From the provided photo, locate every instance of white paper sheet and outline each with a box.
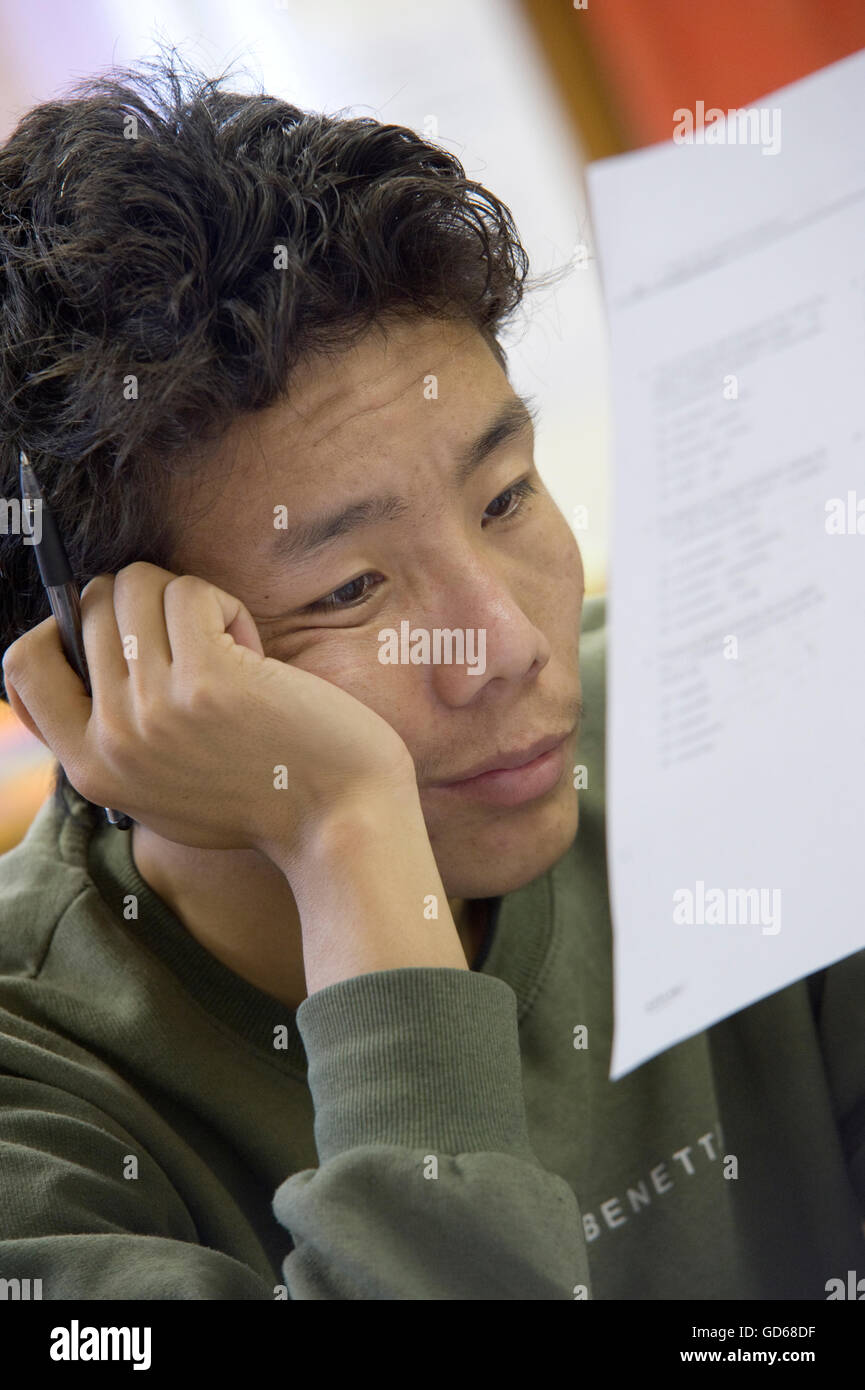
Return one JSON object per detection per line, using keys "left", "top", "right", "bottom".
{"left": 585, "top": 49, "right": 865, "bottom": 1079}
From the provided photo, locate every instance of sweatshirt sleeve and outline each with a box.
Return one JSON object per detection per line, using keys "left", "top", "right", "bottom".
{"left": 272, "top": 967, "right": 591, "bottom": 1299}
{"left": 0, "top": 969, "right": 590, "bottom": 1300}
{"left": 0, "top": 1007, "right": 274, "bottom": 1300}
{"left": 808, "top": 948, "right": 865, "bottom": 1212}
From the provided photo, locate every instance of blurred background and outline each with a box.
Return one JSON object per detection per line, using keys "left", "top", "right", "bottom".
{"left": 2, "top": 0, "right": 863, "bottom": 849}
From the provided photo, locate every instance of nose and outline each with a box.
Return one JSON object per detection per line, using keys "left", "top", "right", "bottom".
{"left": 421, "top": 556, "right": 551, "bottom": 707}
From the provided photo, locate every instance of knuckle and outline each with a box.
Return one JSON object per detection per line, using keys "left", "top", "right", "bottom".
{"left": 116, "top": 560, "right": 154, "bottom": 584}
{"left": 2, "top": 634, "right": 26, "bottom": 681}
{"left": 80, "top": 574, "right": 114, "bottom": 615}
{"left": 96, "top": 716, "right": 129, "bottom": 769}
{"left": 80, "top": 573, "right": 113, "bottom": 600}
{"left": 134, "top": 693, "right": 171, "bottom": 742}
{"left": 164, "top": 573, "right": 203, "bottom": 600}
{"left": 179, "top": 680, "right": 215, "bottom": 718}
{"left": 2, "top": 623, "right": 46, "bottom": 681}
{"left": 112, "top": 560, "right": 175, "bottom": 600}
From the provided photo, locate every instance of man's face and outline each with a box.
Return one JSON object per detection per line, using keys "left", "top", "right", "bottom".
{"left": 169, "top": 314, "right": 585, "bottom": 898}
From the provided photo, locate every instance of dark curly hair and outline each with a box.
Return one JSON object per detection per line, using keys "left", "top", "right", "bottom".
{"left": 0, "top": 49, "right": 556, "bottom": 819}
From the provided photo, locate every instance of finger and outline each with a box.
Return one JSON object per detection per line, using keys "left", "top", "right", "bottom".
{"left": 110, "top": 561, "right": 176, "bottom": 695}
{"left": 1, "top": 616, "right": 92, "bottom": 761}
{"left": 79, "top": 575, "right": 134, "bottom": 715}
{"left": 162, "top": 574, "right": 264, "bottom": 683}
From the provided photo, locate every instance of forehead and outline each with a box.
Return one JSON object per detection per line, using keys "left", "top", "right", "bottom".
{"left": 168, "top": 315, "right": 506, "bottom": 569}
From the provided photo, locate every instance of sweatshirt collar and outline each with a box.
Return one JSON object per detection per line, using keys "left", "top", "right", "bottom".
{"left": 56, "top": 783, "right": 554, "bottom": 1066}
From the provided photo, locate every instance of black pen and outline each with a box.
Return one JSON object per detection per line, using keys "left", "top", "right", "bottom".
{"left": 18, "top": 452, "right": 132, "bottom": 830}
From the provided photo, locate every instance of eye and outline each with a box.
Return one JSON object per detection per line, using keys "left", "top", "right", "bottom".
{"left": 483, "top": 475, "right": 539, "bottom": 525}
{"left": 301, "top": 572, "right": 384, "bottom": 615}
{"left": 298, "top": 476, "right": 539, "bottom": 617}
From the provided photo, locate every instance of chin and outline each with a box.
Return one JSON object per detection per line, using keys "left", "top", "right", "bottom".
{"left": 430, "top": 783, "right": 580, "bottom": 900}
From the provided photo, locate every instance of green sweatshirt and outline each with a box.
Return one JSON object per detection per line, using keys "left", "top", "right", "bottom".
{"left": 0, "top": 594, "right": 863, "bottom": 1301}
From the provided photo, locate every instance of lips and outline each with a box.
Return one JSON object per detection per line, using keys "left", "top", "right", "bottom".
{"left": 432, "top": 729, "right": 574, "bottom": 786}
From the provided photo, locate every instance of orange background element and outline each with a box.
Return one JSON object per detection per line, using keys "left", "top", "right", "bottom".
{"left": 0, "top": 702, "right": 55, "bottom": 853}
{"left": 520, "top": 0, "right": 865, "bottom": 157}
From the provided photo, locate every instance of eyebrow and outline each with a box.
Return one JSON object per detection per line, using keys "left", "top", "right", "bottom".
{"left": 269, "top": 392, "right": 539, "bottom": 565}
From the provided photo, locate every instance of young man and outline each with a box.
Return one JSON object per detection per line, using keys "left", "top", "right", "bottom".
{"left": 0, "top": 59, "right": 862, "bottom": 1302}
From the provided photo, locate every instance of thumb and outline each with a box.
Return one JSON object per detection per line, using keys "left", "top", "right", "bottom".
{"left": 224, "top": 603, "right": 265, "bottom": 657}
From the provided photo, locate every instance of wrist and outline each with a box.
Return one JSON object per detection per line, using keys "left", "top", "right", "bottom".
{"left": 266, "top": 775, "right": 423, "bottom": 877}
{"left": 270, "top": 781, "right": 468, "bottom": 993}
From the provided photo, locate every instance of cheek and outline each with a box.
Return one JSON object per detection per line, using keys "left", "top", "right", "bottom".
{"left": 529, "top": 511, "right": 584, "bottom": 669}
{"left": 531, "top": 504, "right": 585, "bottom": 606}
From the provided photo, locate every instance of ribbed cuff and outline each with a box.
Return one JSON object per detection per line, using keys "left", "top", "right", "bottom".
{"left": 295, "top": 967, "right": 539, "bottom": 1165}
